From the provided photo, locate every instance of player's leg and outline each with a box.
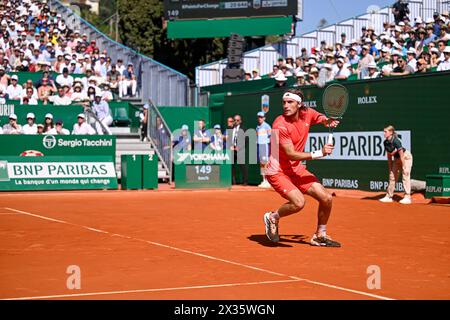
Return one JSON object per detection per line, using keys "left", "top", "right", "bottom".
{"left": 386, "top": 159, "right": 401, "bottom": 200}
{"left": 264, "top": 174, "right": 305, "bottom": 242}
{"left": 399, "top": 151, "right": 413, "bottom": 204}
{"left": 305, "top": 182, "right": 341, "bottom": 247}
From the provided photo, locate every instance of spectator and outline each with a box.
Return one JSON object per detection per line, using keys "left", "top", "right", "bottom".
{"left": 256, "top": 111, "right": 271, "bottom": 189}
{"left": 230, "top": 114, "right": 248, "bottom": 185}
{"left": 43, "top": 113, "right": 54, "bottom": 133}
{"left": 415, "top": 28, "right": 427, "bottom": 53}
{"left": 72, "top": 113, "right": 95, "bottom": 135}
{"left": 21, "top": 113, "right": 37, "bottom": 135}
{"left": 293, "top": 71, "right": 308, "bottom": 87}
{"left": 55, "top": 67, "right": 73, "bottom": 88}
{"left": 392, "top": 0, "right": 409, "bottom": 24}
{"left": 172, "top": 124, "right": 191, "bottom": 152}
{"left": 36, "top": 124, "right": 45, "bottom": 135}
{"left": 424, "top": 24, "right": 437, "bottom": 45}
{"left": 47, "top": 119, "right": 70, "bottom": 135}
{"left": 193, "top": 119, "right": 211, "bottom": 151}
{"left": 120, "top": 62, "right": 137, "bottom": 98}
{"left": 274, "top": 73, "right": 287, "bottom": 88}
{"left": 71, "top": 83, "right": 87, "bottom": 102}
{"left": 363, "top": 62, "right": 380, "bottom": 79}
{"left": 433, "top": 12, "right": 441, "bottom": 37}
{"left": 309, "top": 67, "right": 319, "bottom": 85}
{"left": 378, "top": 48, "right": 391, "bottom": 63}
{"left": 334, "top": 58, "right": 351, "bottom": 80}
{"left": 244, "top": 71, "right": 252, "bottom": 81}
{"left": 387, "top": 56, "right": 414, "bottom": 76}
{"left": 37, "top": 77, "right": 57, "bottom": 104}
{"left": 430, "top": 47, "right": 441, "bottom": 67}
{"left": 437, "top": 40, "right": 447, "bottom": 61}
{"left": 2, "top": 114, "right": 21, "bottom": 134}
{"left": 406, "top": 48, "right": 417, "bottom": 72}
{"left": 439, "top": 25, "right": 450, "bottom": 41}
{"left": 437, "top": 46, "right": 450, "bottom": 71}
{"left": 6, "top": 74, "right": 22, "bottom": 99}
{"left": 252, "top": 68, "right": 261, "bottom": 80}
{"left": 223, "top": 116, "right": 235, "bottom": 149}
{"left": 270, "top": 65, "right": 281, "bottom": 78}
{"left": 210, "top": 124, "right": 224, "bottom": 151}
{"left": 106, "top": 64, "right": 121, "bottom": 94}
{"left": 416, "top": 58, "right": 429, "bottom": 73}
{"left": 357, "top": 45, "right": 375, "bottom": 78}
{"left": 92, "top": 94, "right": 113, "bottom": 135}
{"left": 49, "top": 86, "right": 72, "bottom": 105}
{"left": 348, "top": 46, "right": 360, "bottom": 65}
{"left": 20, "top": 87, "right": 38, "bottom": 105}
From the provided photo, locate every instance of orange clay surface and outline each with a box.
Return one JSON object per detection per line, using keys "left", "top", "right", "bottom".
{"left": 0, "top": 186, "right": 449, "bottom": 300}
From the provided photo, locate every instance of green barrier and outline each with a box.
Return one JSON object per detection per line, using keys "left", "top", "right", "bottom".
{"left": 8, "top": 72, "right": 87, "bottom": 86}
{"left": 142, "top": 153, "right": 158, "bottom": 189}
{"left": 0, "top": 156, "right": 118, "bottom": 191}
{"left": 0, "top": 135, "right": 115, "bottom": 162}
{"left": 215, "top": 71, "right": 450, "bottom": 191}
{"left": 174, "top": 151, "right": 232, "bottom": 189}
{"left": 425, "top": 175, "right": 450, "bottom": 198}
{"left": 121, "top": 154, "right": 142, "bottom": 190}
{"left": 158, "top": 106, "right": 210, "bottom": 135}
{"left": 0, "top": 101, "right": 135, "bottom": 129}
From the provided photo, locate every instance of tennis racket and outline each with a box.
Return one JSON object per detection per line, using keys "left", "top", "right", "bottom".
{"left": 322, "top": 83, "right": 349, "bottom": 145}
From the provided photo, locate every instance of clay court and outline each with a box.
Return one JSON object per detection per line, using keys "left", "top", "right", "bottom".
{"left": 0, "top": 187, "right": 449, "bottom": 300}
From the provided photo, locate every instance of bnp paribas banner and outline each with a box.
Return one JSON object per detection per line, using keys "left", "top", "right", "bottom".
{"left": 0, "top": 156, "right": 118, "bottom": 191}
{"left": 0, "top": 135, "right": 115, "bottom": 160}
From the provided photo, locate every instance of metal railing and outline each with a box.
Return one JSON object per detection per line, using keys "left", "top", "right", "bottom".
{"left": 196, "top": 0, "right": 449, "bottom": 87}
{"left": 145, "top": 99, "right": 173, "bottom": 183}
{"left": 50, "top": 0, "right": 190, "bottom": 106}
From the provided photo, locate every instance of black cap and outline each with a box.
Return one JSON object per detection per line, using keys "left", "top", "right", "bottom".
{"left": 62, "top": 67, "right": 68, "bottom": 73}
{"left": 56, "top": 119, "right": 63, "bottom": 125}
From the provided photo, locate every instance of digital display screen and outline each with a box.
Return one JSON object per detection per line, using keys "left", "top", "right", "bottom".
{"left": 185, "top": 164, "right": 220, "bottom": 183}
{"left": 164, "top": 0, "right": 298, "bottom": 20}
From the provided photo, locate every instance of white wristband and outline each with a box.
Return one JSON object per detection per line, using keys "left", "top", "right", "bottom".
{"left": 311, "top": 150, "right": 324, "bottom": 159}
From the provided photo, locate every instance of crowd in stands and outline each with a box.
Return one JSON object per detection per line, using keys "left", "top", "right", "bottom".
{"left": 244, "top": 6, "right": 450, "bottom": 85}
{"left": 0, "top": 0, "right": 139, "bottom": 135}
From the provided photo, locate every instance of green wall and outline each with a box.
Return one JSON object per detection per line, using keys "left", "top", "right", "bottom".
{"left": 214, "top": 71, "right": 450, "bottom": 190}
{"left": 158, "top": 106, "right": 210, "bottom": 135}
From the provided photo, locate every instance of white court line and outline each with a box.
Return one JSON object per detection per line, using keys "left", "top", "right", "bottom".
{"left": 3, "top": 207, "right": 395, "bottom": 300}
{"left": 2, "top": 279, "right": 301, "bottom": 300}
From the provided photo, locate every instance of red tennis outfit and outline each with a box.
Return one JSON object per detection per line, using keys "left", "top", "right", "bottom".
{"left": 266, "top": 107, "right": 327, "bottom": 197}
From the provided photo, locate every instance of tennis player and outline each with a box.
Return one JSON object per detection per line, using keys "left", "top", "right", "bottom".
{"left": 263, "top": 89, "right": 341, "bottom": 247}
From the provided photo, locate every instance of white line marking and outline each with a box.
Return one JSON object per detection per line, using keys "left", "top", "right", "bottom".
{"left": 2, "top": 279, "right": 301, "bottom": 300}
{"left": 4, "top": 207, "right": 395, "bottom": 300}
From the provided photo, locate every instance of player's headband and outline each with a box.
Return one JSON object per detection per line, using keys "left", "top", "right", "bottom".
{"left": 283, "top": 92, "right": 303, "bottom": 103}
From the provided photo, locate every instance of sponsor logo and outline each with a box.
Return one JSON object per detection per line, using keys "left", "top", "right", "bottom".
{"left": 43, "top": 135, "right": 57, "bottom": 149}
{"left": 370, "top": 181, "right": 404, "bottom": 192}
{"left": 304, "top": 100, "right": 317, "bottom": 108}
{"left": 322, "top": 178, "right": 359, "bottom": 189}
{"left": 305, "top": 131, "right": 411, "bottom": 161}
{"left": 426, "top": 186, "right": 442, "bottom": 193}
{"left": 0, "top": 104, "right": 14, "bottom": 117}
{"left": 439, "top": 167, "right": 450, "bottom": 174}
{"left": 177, "top": 153, "right": 230, "bottom": 163}
{"left": 357, "top": 96, "right": 378, "bottom": 105}
{"left": 7, "top": 162, "right": 116, "bottom": 179}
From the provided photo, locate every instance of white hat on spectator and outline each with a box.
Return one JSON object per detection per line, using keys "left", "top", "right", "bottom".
{"left": 367, "top": 25, "right": 375, "bottom": 31}
{"left": 393, "top": 42, "right": 402, "bottom": 49}
{"left": 398, "top": 21, "right": 405, "bottom": 26}
{"left": 394, "top": 26, "right": 402, "bottom": 32}
{"left": 364, "top": 38, "right": 372, "bottom": 43}
{"left": 309, "top": 54, "right": 318, "bottom": 60}
{"left": 74, "top": 82, "right": 82, "bottom": 88}
{"left": 74, "top": 30, "right": 80, "bottom": 34}
{"left": 77, "top": 113, "right": 85, "bottom": 119}
{"left": 46, "top": 42, "right": 52, "bottom": 47}
{"left": 64, "top": 54, "right": 71, "bottom": 59}
{"left": 442, "top": 11, "right": 449, "bottom": 17}
{"left": 425, "top": 18, "right": 434, "bottom": 24}
{"left": 70, "top": 59, "right": 77, "bottom": 64}
{"left": 407, "top": 48, "right": 416, "bottom": 56}
{"left": 349, "top": 46, "right": 357, "bottom": 52}
{"left": 26, "top": 112, "right": 35, "bottom": 119}
{"left": 415, "top": 17, "right": 423, "bottom": 24}
{"left": 362, "top": 45, "right": 370, "bottom": 50}
{"left": 444, "top": 46, "right": 450, "bottom": 54}
{"left": 310, "top": 67, "right": 319, "bottom": 73}
{"left": 45, "top": 113, "right": 54, "bottom": 119}
{"left": 296, "top": 71, "right": 306, "bottom": 78}
{"left": 392, "top": 50, "right": 402, "bottom": 57}
{"left": 88, "top": 76, "right": 97, "bottom": 83}
{"left": 100, "top": 54, "right": 106, "bottom": 58}
{"left": 368, "top": 62, "right": 377, "bottom": 69}
{"left": 11, "top": 75, "right": 18, "bottom": 80}
{"left": 21, "top": 31, "right": 27, "bottom": 36}
{"left": 430, "top": 47, "right": 439, "bottom": 54}
{"left": 307, "top": 58, "right": 316, "bottom": 65}
{"left": 381, "top": 47, "right": 389, "bottom": 53}
{"left": 9, "top": 114, "right": 17, "bottom": 120}
{"left": 322, "top": 63, "right": 333, "bottom": 70}
{"left": 285, "top": 63, "right": 293, "bottom": 69}
{"left": 84, "top": 54, "right": 90, "bottom": 58}
{"left": 274, "top": 73, "right": 287, "bottom": 81}
{"left": 337, "top": 58, "right": 345, "bottom": 63}
{"left": 22, "top": 60, "right": 29, "bottom": 67}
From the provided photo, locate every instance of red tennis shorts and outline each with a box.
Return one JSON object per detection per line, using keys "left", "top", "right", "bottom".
{"left": 267, "top": 167, "right": 319, "bottom": 198}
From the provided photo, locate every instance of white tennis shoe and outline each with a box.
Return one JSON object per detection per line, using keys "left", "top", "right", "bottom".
{"left": 399, "top": 196, "right": 412, "bottom": 204}
{"left": 379, "top": 195, "right": 393, "bottom": 203}
{"left": 263, "top": 212, "right": 279, "bottom": 242}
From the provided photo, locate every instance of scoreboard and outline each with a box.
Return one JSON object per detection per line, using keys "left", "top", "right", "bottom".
{"left": 164, "top": 0, "right": 298, "bottom": 20}
{"left": 174, "top": 151, "right": 232, "bottom": 189}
